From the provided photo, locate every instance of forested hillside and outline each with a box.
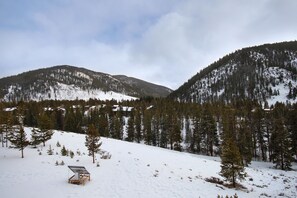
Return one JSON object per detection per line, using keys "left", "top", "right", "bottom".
{"left": 1, "top": 98, "right": 296, "bottom": 170}
{"left": 0, "top": 65, "right": 172, "bottom": 101}
{"left": 170, "top": 41, "right": 297, "bottom": 105}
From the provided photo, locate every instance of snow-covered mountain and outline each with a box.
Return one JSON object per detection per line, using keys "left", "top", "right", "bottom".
{"left": 0, "top": 65, "right": 172, "bottom": 101}
{"left": 170, "top": 41, "right": 297, "bottom": 105}
{"left": 1, "top": 128, "right": 296, "bottom": 198}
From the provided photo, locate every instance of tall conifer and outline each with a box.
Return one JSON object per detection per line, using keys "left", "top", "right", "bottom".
{"left": 220, "top": 107, "right": 246, "bottom": 187}
{"left": 7, "top": 126, "right": 29, "bottom": 158}
{"left": 85, "top": 124, "right": 102, "bottom": 163}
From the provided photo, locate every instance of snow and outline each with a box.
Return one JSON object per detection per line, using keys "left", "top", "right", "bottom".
{"left": 0, "top": 128, "right": 296, "bottom": 198}
{"left": 112, "top": 105, "right": 133, "bottom": 112}
{"left": 4, "top": 82, "right": 137, "bottom": 102}
{"left": 264, "top": 67, "right": 297, "bottom": 105}
{"left": 3, "top": 107, "right": 17, "bottom": 112}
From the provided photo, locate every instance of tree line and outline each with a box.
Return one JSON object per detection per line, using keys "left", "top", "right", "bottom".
{"left": 0, "top": 98, "right": 296, "bottom": 171}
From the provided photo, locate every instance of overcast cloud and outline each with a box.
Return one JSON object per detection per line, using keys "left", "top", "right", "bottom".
{"left": 0, "top": 0, "right": 296, "bottom": 89}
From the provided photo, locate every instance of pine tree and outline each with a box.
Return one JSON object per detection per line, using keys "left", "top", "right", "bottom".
{"left": 151, "top": 112, "right": 160, "bottom": 146}
{"left": 126, "top": 116, "right": 135, "bottom": 142}
{"left": 99, "top": 113, "right": 109, "bottom": 137}
{"left": 47, "top": 145, "right": 53, "bottom": 155}
{"left": 159, "top": 114, "right": 168, "bottom": 148}
{"left": 143, "top": 110, "right": 152, "bottom": 145}
{"left": 220, "top": 107, "right": 246, "bottom": 187}
{"left": 61, "top": 145, "right": 68, "bottom": 156}
{"left": 114, "top": 114, "right": 123, "bottom": 140}
{"left": 271, "top": 117, "right": 293, "bottom": 170}
{"left": 3, "top": 112, "right": 13, "bottom": 148}
{"left": 269, "top": 103, "right": 294, "bottom": 170}
{"left": 220, "top": 136, "right": 246, "bottom": 187}
{"left": 287, "top": 103, "right": 297, "bottom": 161}
{"left": 30, "top": 127, "right": 43, "bottom": 148}
{"left": 35, "top": 113, "right": 54, "bottom": 146}
{"left": 200, "top": 105, "right": 217, "bottom": 156}
{"left": 134, "top": 109, "right": 142, "bottom": 143}
{"left": 191, "top": 109, "right": 201, "bottom": 153}
{"left": 237, "top": 115, "right": 253, "bottom": 166}
{"left": 172, "top": 122, "right": 182, "bottom": 151}
{"left": 85, "top": 124, "right": 102, "bottom": 163}
{"left": 184, "top": 115, "right": 192, "bottom": 145}
{"left": 7, "top": 126, "right": 29, "bottom": 158}
{"left": 64, "top": 106, "right": 82, "bottom": 133}
{"left": 252, "top": 107, "right": 267, "bottom": 161}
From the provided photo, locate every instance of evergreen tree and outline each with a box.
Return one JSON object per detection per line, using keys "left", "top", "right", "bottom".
{"left": 252, "top": 107, "right": 267, "bottom": 161}
{"left": 55, "top": 108, "right": 64, "bottom": 130}
{"left": 263, "top": 109, "right": 273, "bottom": 162}
{"left": 220, "top": 107, "right": 246, "bottom": 187}
{"left": 85, "top": 124, "right": 102, "bottom": 163}
{"left": 160, "top": 114, "right": 169, "bottom": 148}
{"left": 287, "top": 103, "right": 297, "bottom": 160}
{"left": 64, "top": 106, "right": 82, "bottom": 133}
{"left": 61, "top": 145, "right": 68, "bottom": 156}
{"left": 47, "top": 145, "right": 53, "bottom": 155}
{"left": 237, "top": 115, "right": 253, "bottom": 166}
{"left": 126, "top": 116, "right": 135, "bottom": 142}
{"left": 7, "top": 126, "right": 29, "bottom": 158}
{"left": 191, "top": 109, "right": 201, "bottom": 153}
{"left": 23, "top": 101, "right": 38, "bottom": 127}
{"left": 114, "top": 113, "right": 123, "bottom": 140}
{"left": 2, "top": 112, "right": 13, "bottom": 148}
{"left": 220, "top": 135, "right": 246, "bottom": 187}
{"left": 34, "top": 113, "right": 54, "bottom": 146}
{"left": 134, "top": 109, "right": 142, "bottom": 143}
{"left": 151, "top": 111, "right": 160, "bottom": 146}
{"left": 98, "top": 113, "right": 109, "bottom": 137}
{"left": 143, "top": 110, "right": 152, "bottom": 145}
{"left": 200, "top": 105, "right": 217, "bottom": 156}
{"left": 30, "top": 127, "right": 43, "bottom": 148}
{"left": 172, "top": 121, "right": 182, "bottom": 151}
{"left": 184, "top": 115, "right": 192, "bottom": 145}
{"left": 271, "top": 117, "right": 293, "bottom": 170}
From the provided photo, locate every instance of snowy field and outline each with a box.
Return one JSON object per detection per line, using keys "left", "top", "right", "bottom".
{"left": 0, "top": 128, "right": 296, "bottom": 198}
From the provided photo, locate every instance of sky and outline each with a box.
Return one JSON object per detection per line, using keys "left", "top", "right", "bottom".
{"left": 0, "top": 0, "right": 297, "bottom": 89}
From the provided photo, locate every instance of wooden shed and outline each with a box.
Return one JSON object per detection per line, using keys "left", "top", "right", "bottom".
{"left": 68, "top": 166, "right": 90, "bottom": 185}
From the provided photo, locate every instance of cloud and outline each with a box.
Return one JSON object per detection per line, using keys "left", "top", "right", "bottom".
{"left": 0, "top": 0, "right": 297, "bottom": 89}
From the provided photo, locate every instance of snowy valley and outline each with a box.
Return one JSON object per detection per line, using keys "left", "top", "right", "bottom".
{"left": 0, "top": 128, "right": 296, "bottom": 198}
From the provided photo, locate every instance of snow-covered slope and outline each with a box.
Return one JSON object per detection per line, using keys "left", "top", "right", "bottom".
{"left": 0, "top": 128, "right": 296, "bottom": 198}
{"left": 4, "top": 82, "right": 136, "bottom": 101}
{"left": 170, "top": 41, "right": 297, "bottom": 105}
{"left": 0, "top": 65, "right": 172, "bottom": 101}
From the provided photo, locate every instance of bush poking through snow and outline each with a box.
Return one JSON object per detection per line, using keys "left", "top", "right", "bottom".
{"left": 205, "top": 177, "right": 224, "bottom": 185}
{"left": 100, "top": 151, "right": 111, "bottom": 159}
{"left": 61, "top": 145, "right": 67, "bottom": 156}
{"left": 217, "top": 194, "right": 238, "bottom": 198}
{"left": 47, "top": 145, "right": 53, "bottom": 155}
{"left": 69, "top": 150, "right": 74, "bottom": 158}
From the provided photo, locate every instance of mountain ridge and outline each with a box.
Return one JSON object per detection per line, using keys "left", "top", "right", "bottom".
{"left": 169, "top": 41, "right": 297, "bottom": 105}
{"left": 0, "top": 65, "right": 172, "bottom": 101}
